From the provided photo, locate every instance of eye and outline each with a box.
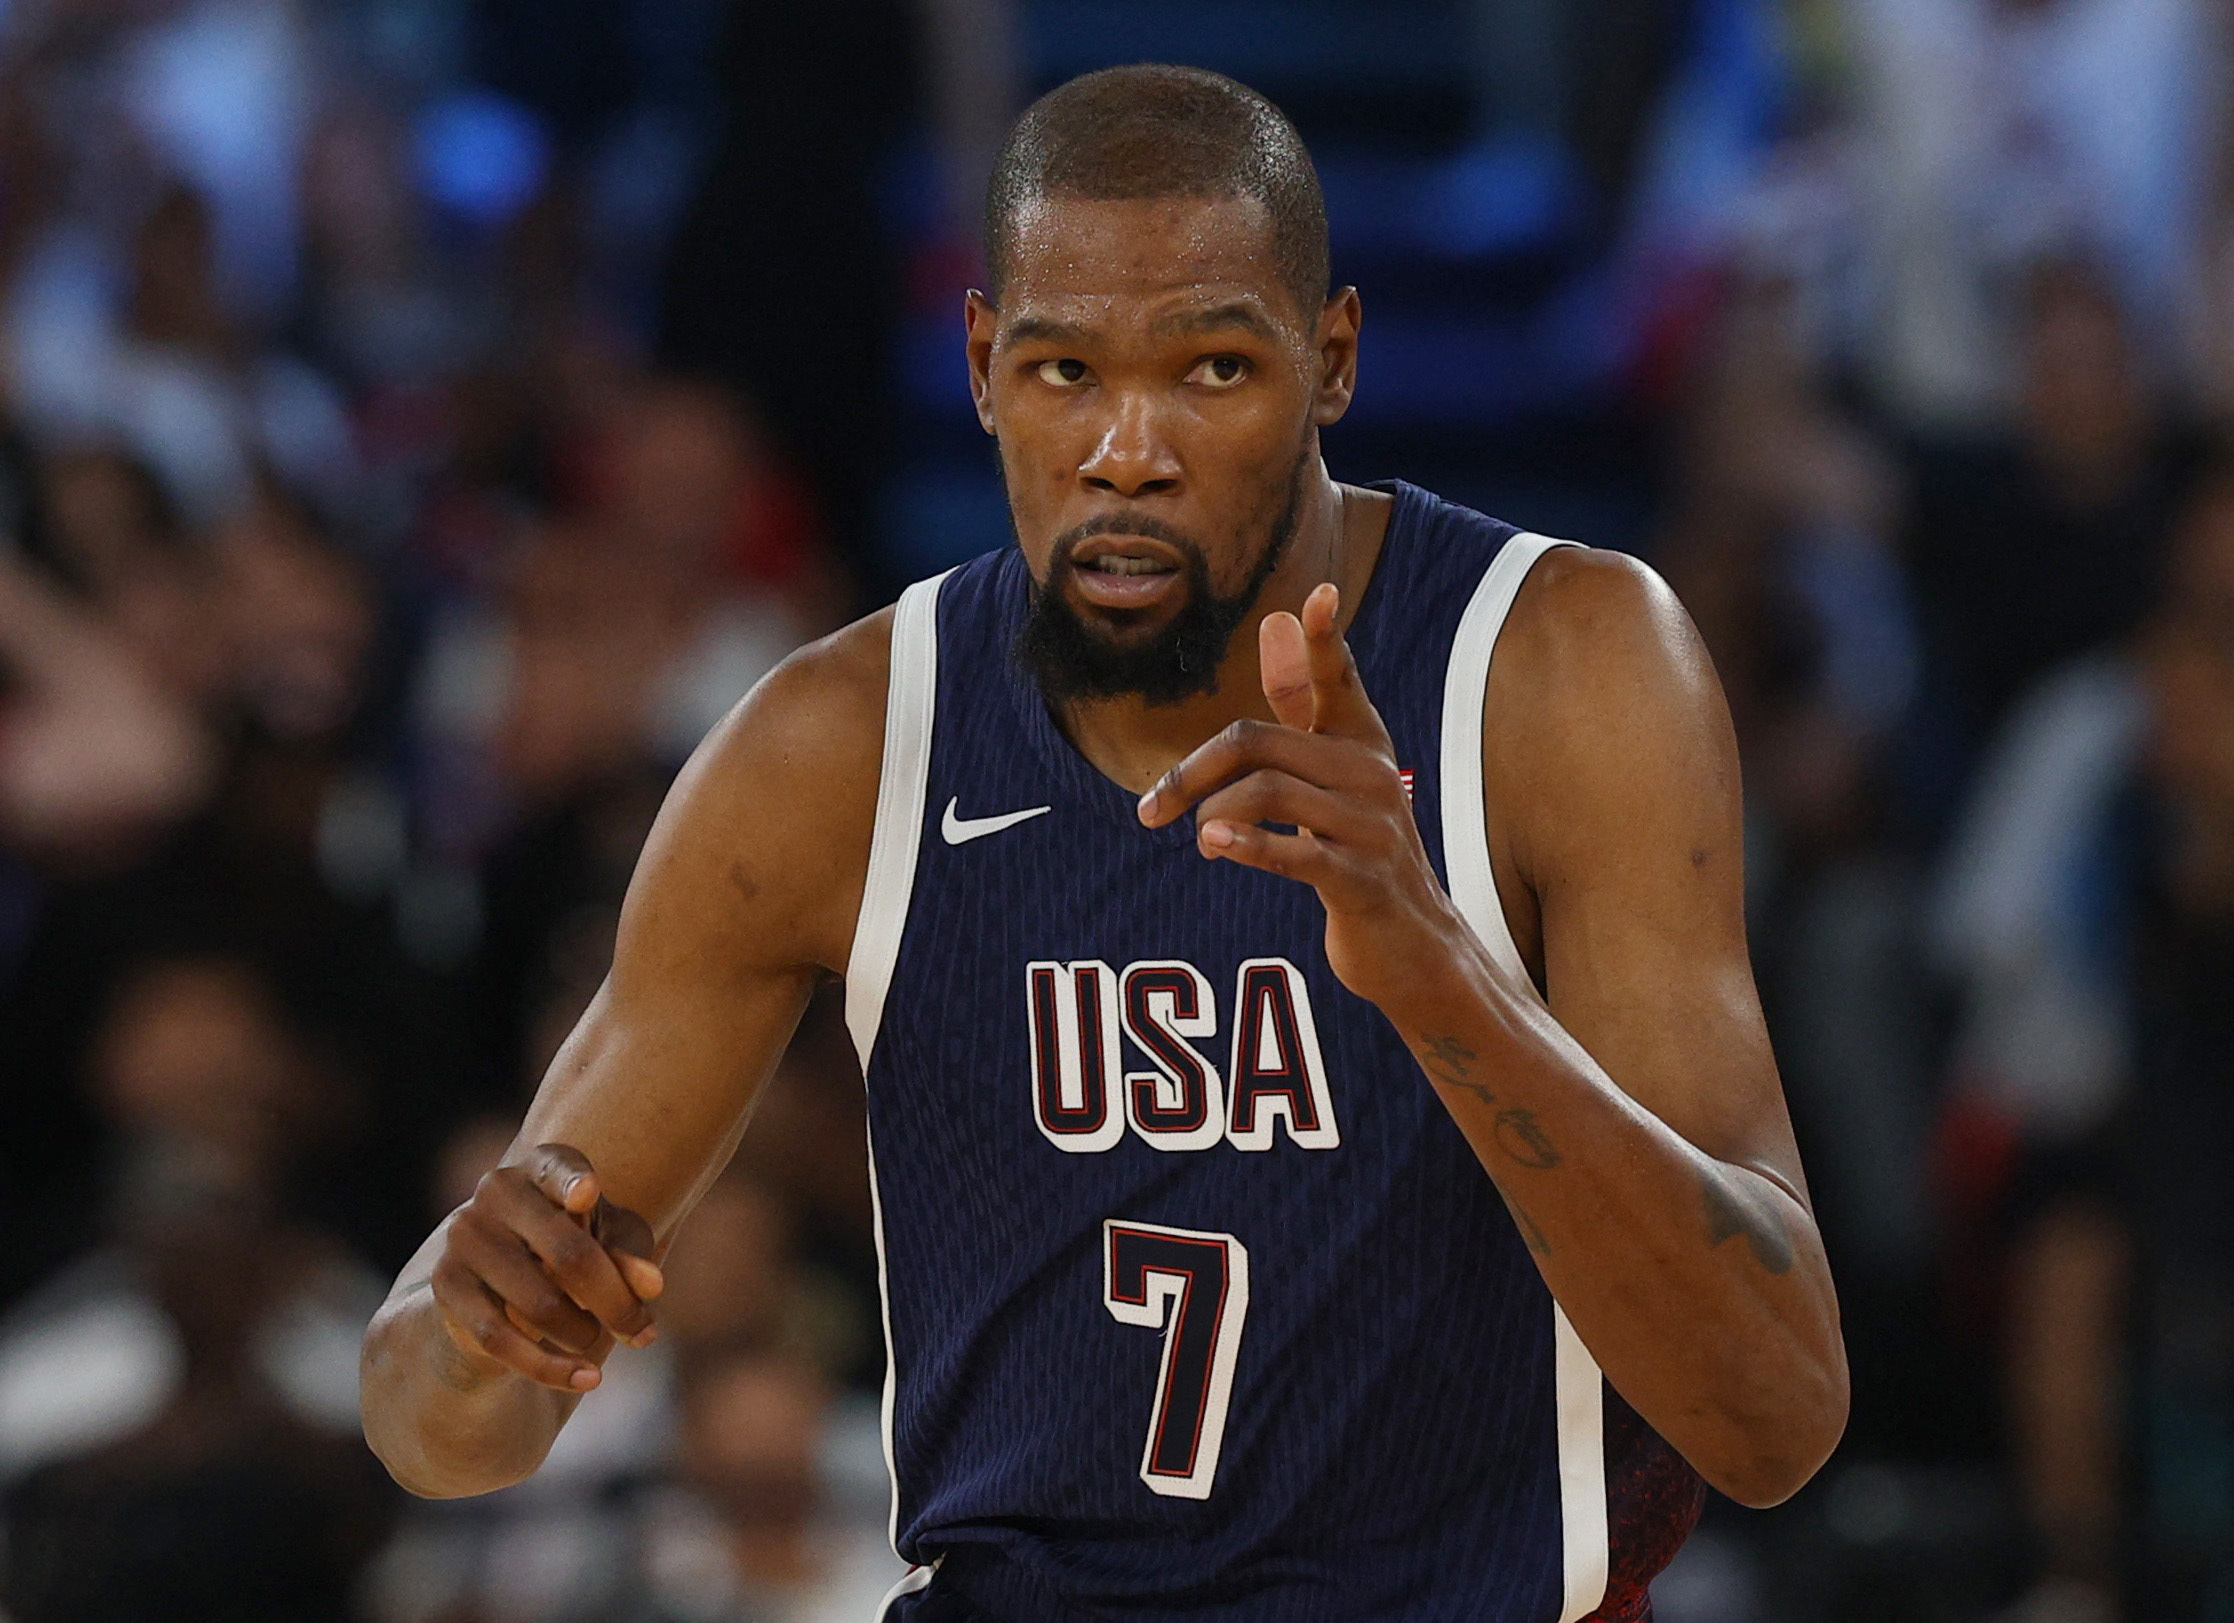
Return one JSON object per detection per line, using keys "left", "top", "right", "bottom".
{"left": 1036, "top": 358, "right": 1090, "bottom": 387}
{"left": 1187, "top": 355, "right": 1250, "bottom": 390}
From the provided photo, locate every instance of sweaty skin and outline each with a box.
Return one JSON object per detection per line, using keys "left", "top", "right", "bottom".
{"left": 360, "top": 193, "right": 1846, "bottom": 1509}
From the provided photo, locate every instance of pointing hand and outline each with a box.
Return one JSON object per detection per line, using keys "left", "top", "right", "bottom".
{"left": 1136, "top": 584, "right": 1470, "bottom": 1011}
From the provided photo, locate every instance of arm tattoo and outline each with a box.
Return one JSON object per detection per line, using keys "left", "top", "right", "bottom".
{"left": 1417, "top": 1033, "right": 1477, "bottom": 1078}
{"left": 1702, "top": 1171, "right": 1795, "bottom": 1276}
{"left": 1501, "top": 1194, "right": 1553, "bottom": 1258}
{"left": 1413, "top": 1035, "right": 1562, "bottom": 1168}
{"left": 1414, "top": 1033, "right": 1496, "bottom": 1104}
{"left": 1492, "top": 1109, "right": 1562, "bottom": 1170}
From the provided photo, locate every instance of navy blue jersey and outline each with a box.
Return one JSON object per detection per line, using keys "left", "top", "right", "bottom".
{"left": 844, "top": 483, "right": 1703, "bottom": 1623}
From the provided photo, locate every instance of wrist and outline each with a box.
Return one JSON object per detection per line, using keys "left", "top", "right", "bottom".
{"left": 1363, "top": 902, "right": 1503, "bottom": 1032}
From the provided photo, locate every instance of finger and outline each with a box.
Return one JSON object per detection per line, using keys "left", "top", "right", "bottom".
{"left": 492, "top": 1180, "right": 658, "bottom": 1344}
{"left": 449, "top": 1214, "right": 606, "bottom": 1353}
{"left": 523, "top": 1217, "right": 657, "bottom": 1344}
{"left": 526, "top": 1143, "right": 602, "bottom": 1219}
{"left": 1300, "top": 583, "right": 1388, "bottom": 745}
{"left": 502, "top": 1300, "right": 622, "bottom": 1360}
{"left": 512, "top": 1148, "right": 662, "bottom": 1334}
{"left": 1138, "top": 720, "right": 1388, "bottom": 828}
{"left": 1197, "top": 820, "right": 1342, "bottom": 887}
{"left": 1195, "top": 768, "right": 1361, "bottom": 843}
{"left": 1198, "top": 820, "right": 1386, "bottom": 913}
{"left": 439, "top": 1283, "right": 602, "bottom": 1392}
{"left": 1259, "top": 610, "right": 1312, "bottom": 729}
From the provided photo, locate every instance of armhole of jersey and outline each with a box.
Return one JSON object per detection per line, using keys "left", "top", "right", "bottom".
{"left": 874, "top": 1560, "right": 938, "bottom": 1621}
{"left": 842, "top": 567, "right": 950, "bottom": 1564}
{"left": 845, "top": 569, "right": 951, "bottom": 1066}
{"left": 1437, "top": 531, "right": 1609, "bottom": 1623}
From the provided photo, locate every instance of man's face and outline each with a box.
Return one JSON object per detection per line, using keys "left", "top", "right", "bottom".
{"left": 965, "top": 194, "right": 1356, "bottom": 703}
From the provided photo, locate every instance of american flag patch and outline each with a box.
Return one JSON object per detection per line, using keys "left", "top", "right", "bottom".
{"left": 1398, "top": 769, "right": 1415, "bottom": 803}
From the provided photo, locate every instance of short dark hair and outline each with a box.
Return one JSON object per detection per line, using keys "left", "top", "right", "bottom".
{"left": 984, "top": 64, "right": 1330, "bottom": 321}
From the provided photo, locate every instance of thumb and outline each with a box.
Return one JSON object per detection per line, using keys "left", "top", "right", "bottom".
{"left": 1260, "top": 610, "right": 1312, "bottom": 729}
{"left": 529, "top": 1143, "right": 603, "bottom": 1219}
{"left": 594, "top": 1200, "right": 666, "bottom": 1301}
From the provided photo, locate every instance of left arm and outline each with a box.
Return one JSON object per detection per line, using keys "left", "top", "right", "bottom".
{"left": 1139, "top": 554, "right": 1847, "bottom": 1507}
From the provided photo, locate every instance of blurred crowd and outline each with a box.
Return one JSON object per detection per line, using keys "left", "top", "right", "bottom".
{"left": 0, "top": 0, "right": 913, "bottom": 1618}
{"left": 0, "top": 1, "right": 2230, "bottom": 1620}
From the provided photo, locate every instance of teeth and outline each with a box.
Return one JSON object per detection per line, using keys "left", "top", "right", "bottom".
{"left": 1092, "top": 556, "right": 1169, "bottom": 575}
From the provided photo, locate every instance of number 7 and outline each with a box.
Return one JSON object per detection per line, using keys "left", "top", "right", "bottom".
{"left": 1102, "top": 1220, "right": 1250, "bottom": 1500}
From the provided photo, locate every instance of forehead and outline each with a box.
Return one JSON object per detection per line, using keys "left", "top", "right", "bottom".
{"left": 998, "top": 193, "right": 1300, "bottom": 335}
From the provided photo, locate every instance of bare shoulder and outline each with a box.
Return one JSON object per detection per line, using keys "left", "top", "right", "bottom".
{"left": 1497, "top": 546, "right": 1713, "bottom": 707}
{"left": 689, "top": 605, "right": 895, "bottom": 808}
{"left": 616, "top": 607, "right": 896, "bottom": 982}
{"left": 1485, "top": 546, "right": 1739, "bottom": 882}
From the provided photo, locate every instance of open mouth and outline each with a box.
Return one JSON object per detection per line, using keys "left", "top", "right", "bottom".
{"left": 1065, "top": 536, "right": 1190, "bottom": 612}
{"left": 1071, "top": 533, "right": 1187, "bottom": 577}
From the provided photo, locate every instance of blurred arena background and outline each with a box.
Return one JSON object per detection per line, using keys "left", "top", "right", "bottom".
{"left": 0, "top": 0, "right": 2228, "bottom": 1618}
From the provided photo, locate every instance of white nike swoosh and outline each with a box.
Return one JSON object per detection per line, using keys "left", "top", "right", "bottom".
{"left": 941, "top": 797, "right": 1052, "bottom": 845}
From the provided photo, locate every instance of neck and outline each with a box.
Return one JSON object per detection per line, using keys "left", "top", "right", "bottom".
{"left": 1051, "top": 466, "right": 1390, "bottom": 794}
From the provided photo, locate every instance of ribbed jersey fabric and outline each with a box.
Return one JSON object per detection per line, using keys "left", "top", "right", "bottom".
{"left": 857, "top": 482, "right": 1702, "bottom": 1622}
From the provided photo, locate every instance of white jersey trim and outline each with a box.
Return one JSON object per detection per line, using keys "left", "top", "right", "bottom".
{"left": 844, "top": 568, "right": 951, "bottom": 1562}
{"left": 1437, "top": 531, "right": 1609, "bottom": 1623}
{"left": 846, "top": 569, "right": 951, "bottom": 1063}
{"left": 872, "top": 1556, "right": 938, "bottom": 1621}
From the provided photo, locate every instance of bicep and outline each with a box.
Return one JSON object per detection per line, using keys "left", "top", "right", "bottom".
{"left": 1495, "top": 550, "right": 1804, "bottom": 1191}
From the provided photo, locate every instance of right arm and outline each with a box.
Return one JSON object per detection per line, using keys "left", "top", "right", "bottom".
{"left": 359, "top": 612, "right": 892, "bottom": 1498}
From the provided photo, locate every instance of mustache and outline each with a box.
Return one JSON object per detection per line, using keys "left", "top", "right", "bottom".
{"left": 1048, "top": 511, "right": 1207, "bottom": 563}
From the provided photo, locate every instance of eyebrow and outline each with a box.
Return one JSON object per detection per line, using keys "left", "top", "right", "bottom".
{"left": 1153, "top": 302, "right": 1279, "bottom": 342}
{"left": 1000, "top": 302, "right": 1281, "bottom": 349}
{"left": 1001, "top": 316, "right": 1094, "bottom": 347}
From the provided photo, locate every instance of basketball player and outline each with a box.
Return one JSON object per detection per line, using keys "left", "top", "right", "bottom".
{"left": 362, "top": 65, "right": 1847, "bottom": 1621}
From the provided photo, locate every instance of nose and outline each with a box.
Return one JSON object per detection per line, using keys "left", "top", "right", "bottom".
{"left": 1078, "top": 389, "right": 1180, "bottom": 500}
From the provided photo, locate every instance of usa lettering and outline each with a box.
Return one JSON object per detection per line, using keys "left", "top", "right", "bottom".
{"left": 1026, "top": 957, "right": 1340, "bottom": 1153}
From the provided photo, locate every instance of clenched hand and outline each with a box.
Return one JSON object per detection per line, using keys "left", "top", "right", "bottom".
{"left": 430, "top": 1143, "right": 665, "bottom": 1392}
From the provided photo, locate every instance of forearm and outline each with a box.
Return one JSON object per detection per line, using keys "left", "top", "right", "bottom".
{"left": 1391, "top": 945, "right": 1847, "bottom": 1506}
{"left": 359, "top": 1234, "right": 580, "bottom": 1498}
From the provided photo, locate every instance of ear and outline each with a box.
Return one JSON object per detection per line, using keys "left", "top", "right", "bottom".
{"left": 1310, "top": 287, "right": 1362, "bottom": 428}
{"left": 965, "top": 290, "right": 999, "bottom": 436}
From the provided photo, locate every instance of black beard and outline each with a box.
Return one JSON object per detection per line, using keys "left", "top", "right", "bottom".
{"left": 1013, "top": 454, "right": 1306, "bottom": 708}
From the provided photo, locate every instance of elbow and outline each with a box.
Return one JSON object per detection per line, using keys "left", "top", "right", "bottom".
{"left": 360, "top": 1391, "right": 540, "bottom": 1502}
{"left": 1701, "top": 1347, "right": 1851, "bottom": 1509}
{"left": 1707, "top": 1442, "right": 1837, "bottom": 1510}
{"left": 359, "top": 1346, "right": 457, "bottom": 1500}
{"left": 358, "top": 1316, "right": 543, "bottom": 1501}
{"left": 363, "top": 1433, "right": 463, "bottom": 1502}
{"left": 359, "top": 1401, "right": 445, "bottom": 1500}
{"left": 359, "top": 1322, "right": 415, "bottom": 1488}
{"left": 384, "top": 1461, "right": 530, "bottom": 1503}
